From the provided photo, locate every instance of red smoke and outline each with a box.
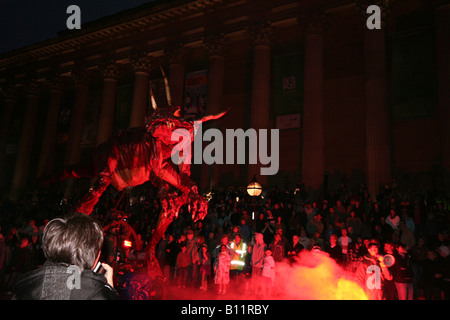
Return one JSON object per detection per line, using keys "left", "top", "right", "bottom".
{"left": 268, "top": 250, "right": 368, "bottom": 300}
{"left": 221, "top": 250, "right": 368, "bottom": 300}
{"left": 165, "top": 250, "right": 369, "bottom": 300}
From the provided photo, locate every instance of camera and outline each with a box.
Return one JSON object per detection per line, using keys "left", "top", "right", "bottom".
{"left": 93, "top": 261, "right": 106, "bottom": 274}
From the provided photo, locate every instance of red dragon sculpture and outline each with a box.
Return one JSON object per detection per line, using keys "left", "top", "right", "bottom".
{"left": 45, "top": 68, "right": 228, "bottom": 267}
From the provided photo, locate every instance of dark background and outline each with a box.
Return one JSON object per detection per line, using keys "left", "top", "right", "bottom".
{"left": 0, "top": 0, "right": 155, "bottom": 54}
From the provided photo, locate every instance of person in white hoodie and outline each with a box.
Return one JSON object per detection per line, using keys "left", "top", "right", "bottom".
{"left": 261, "top": 248, "right": 275, "bottom": 298}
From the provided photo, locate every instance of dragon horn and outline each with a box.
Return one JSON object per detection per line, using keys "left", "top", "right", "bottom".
{"left": 160, "top": 66, "right": 172, "bottom": 107}
{"left": 150, "top": 84, "right": 157, "bottom": 110}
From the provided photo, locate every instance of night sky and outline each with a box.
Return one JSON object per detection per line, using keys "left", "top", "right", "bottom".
{"left": 0, "top": 0, "right": 157, "bottom": 54}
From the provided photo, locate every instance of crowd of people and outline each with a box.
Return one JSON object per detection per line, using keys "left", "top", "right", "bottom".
{"left": 0, "top": 178, "right": 449, "bottom": 300}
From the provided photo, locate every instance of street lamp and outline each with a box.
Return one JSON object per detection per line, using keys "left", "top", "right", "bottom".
{"left": 247, "top": 176, "right": 262, "bottom": 226}
{"left": 247, "top": 177, "right": 262, "bottom": 197}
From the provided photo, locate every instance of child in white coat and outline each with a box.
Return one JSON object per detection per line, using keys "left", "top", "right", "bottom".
{"left": 261, "top": 248, "right": 275, "bottom": 297}
{"left": 214, "top": 244, "right": 232, "bottom": 295}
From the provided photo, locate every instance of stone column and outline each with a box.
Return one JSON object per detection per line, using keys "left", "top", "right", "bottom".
{"left": 246, "top": 22, "right": 272, "bottom": 186}
{"left": 203, "top": 34, "right": 226, "bottom": 116}
{"left": 200, "top": 34, "right": 226, "bottom": 190}
{"left": 434, "top": 0, "right": 450, "bottom": 189}
{"left": 96, "top": 61, "right": 120, "bottom": 146}
{"left": 301, "top": 11, "right": 325, "bottom": 193}
{"left": 165, "top": 44, "right": 186, "bottom": 108}
{"left": 357, "top": 0, "right": 392, "bottom": 199}
{"left": 10, "top": 80, "right": 41, "bottom": 199}
{"left": 129, "top": 53, "right": 152, "bottom": 128}
{"left": 37, "top": 75, "right": 64, "bottom": 178}
{"left": 65, "top": 69, "right": 91, "bottom": 166}
{"left": 0, "top": 85, "right": 17, "bottom": 191}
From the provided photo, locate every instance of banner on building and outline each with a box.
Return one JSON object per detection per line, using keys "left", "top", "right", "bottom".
{"left": 115, "top": 83, "right": 133, "bottom": 131}
{"left": 184, "top": 70, "right": 208, "bottom": 118}
{"left": 80, "top": 88, "right": 101, "bottom": 148}
{"left": 273, "top": 52, "right": 304, "bottom": 118}
{"left": 55, "top": 92, "right": 74, "bottom": 146}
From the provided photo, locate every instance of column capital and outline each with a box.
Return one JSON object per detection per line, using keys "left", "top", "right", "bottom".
{"left": 71, "top": 68, "right": 92, "bottom": 87}
{"left": 299, "top": 9, "right": 327, "bottom": 36}
{"left": 24, "top": 79, "right": 42, "bottom": 97}
{"left": 99, "top": 60, "right": 121, "bottom": 80}
{"left": 246, "top": 21, "right": 273, "bottom": 47}
{"left": 1, "top": 84, "right": 18, "bottom": 102}
{"left": 129, "top": 52, "right": 154, "bottom": 74}
{"left": 202, "top": 33, "right": 226, "bottom": 56}
{"left": 45, "top": 74, "right": 65, "bottom": 92}
{"left": 164, "top": 43, "right": 186, "bottom": 65}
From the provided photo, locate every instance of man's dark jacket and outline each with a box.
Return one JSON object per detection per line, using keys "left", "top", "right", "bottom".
{"left": 12, "top": 261, "right": 118, "bottom": 300}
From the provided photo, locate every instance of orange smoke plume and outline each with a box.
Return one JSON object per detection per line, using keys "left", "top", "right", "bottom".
{"left": 223, "top": 250, "right": 370, "bottom": 300}
{"left": 269, "top": 250, "right": 368, "bottom": 300}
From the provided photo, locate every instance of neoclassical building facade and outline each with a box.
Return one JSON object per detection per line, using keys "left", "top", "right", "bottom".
{"left": 0, "top": 0, "right": 449, "bottom": 201}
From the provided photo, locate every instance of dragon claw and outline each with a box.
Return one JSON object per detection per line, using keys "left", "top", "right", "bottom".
{"left": 189, "top": 195, "right": 208, "bottom": 222}
{"left": 158, "top": 192, "right": 190, "bottom": 221}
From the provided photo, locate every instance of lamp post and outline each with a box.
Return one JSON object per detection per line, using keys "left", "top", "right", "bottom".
{"left": 247, "top": 176, "right": 262, "bottom": 231}
{"left": 247, "top": 177, "right": 263, "bottom": 197}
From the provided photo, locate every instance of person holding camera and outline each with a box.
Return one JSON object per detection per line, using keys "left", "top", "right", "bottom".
{"left": 12, "top": 214, "right": 118, "bottom": 300}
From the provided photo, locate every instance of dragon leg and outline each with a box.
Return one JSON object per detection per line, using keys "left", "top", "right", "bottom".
{"left": 145, "top": 188, "right": 189, "bottom": 278}
{"left": 75, "top": 171, "right": 111, "bottom": 215}
{"left": 153, "top": 162, "right": 208, "bottom": 222}
{"left": 146, "top": 178, "right": 188, "bottom": 255}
